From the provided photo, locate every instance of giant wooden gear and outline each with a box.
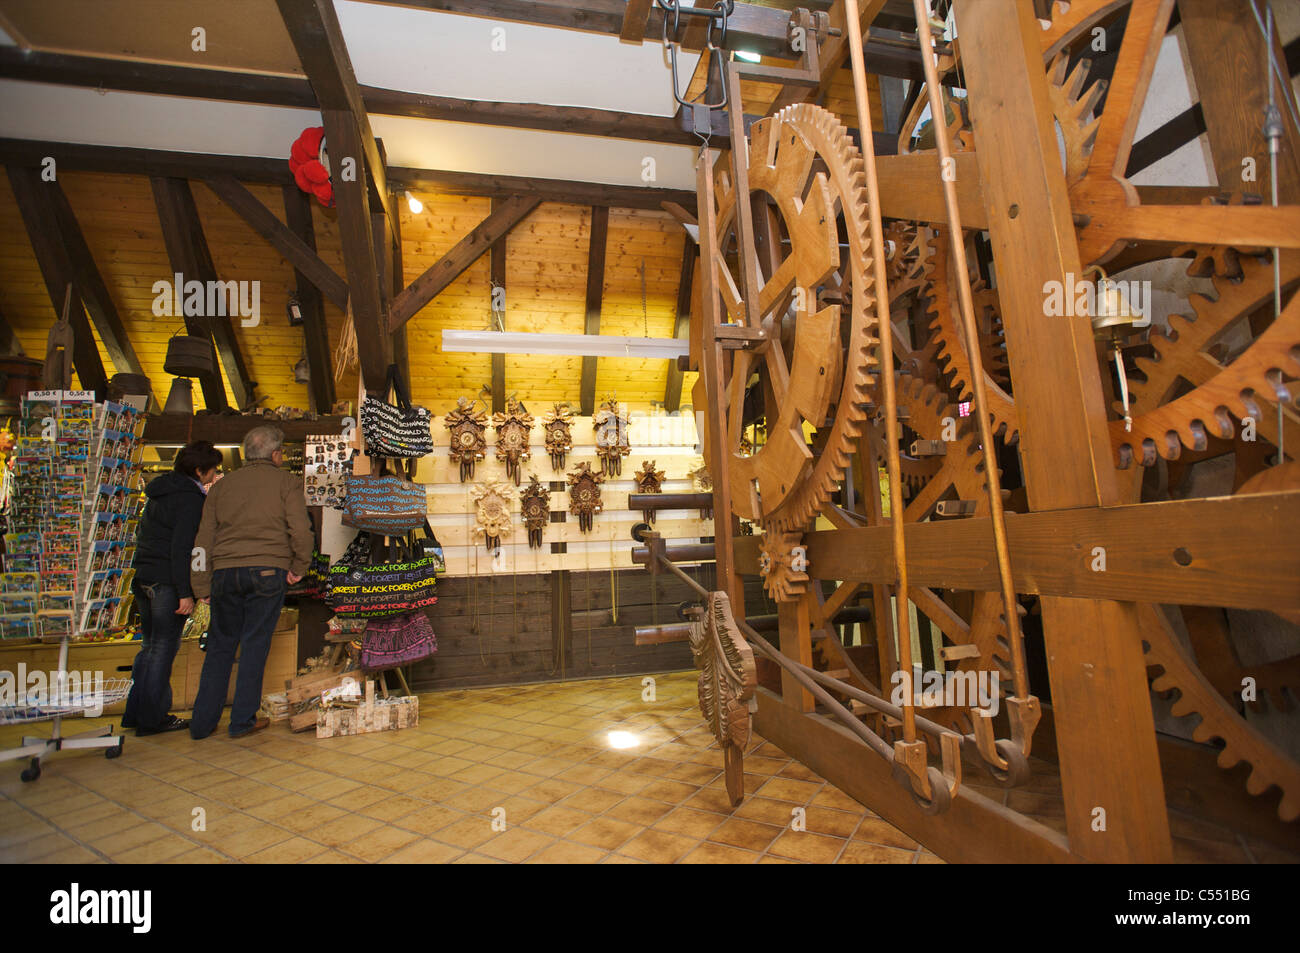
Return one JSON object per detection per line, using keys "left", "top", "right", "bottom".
{"left": 633, "top": 0, "right": 1300, "bottom": 863}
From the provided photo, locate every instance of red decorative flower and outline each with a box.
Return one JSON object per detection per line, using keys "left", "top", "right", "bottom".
{"left": 289, "top": 126, "right": 333, "bottom": 207}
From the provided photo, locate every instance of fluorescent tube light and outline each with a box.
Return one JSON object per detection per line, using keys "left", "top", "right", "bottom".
{"left": 441, "top": 329, "right": 688, "bottom": 360}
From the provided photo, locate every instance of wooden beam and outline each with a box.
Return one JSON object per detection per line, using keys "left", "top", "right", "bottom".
{"left": 0, "top": 300, "right": 25, "bottom": 356}
{"left": 733, "top": 491, "right": 1300, "bottom": 612}
{"left": 5, "top": 165, "right": 108, "bottom": 396}
{"left": 381, "top": 180, "right": 411, "bottom": 393}
{"left": 663, "top": 243, "right": 696, "bottom": 412}
{"left": 876, "top": 152, "right": 988, "bottom": 227}
{"left": 204, "top": 175, "right": 349, "bottom": 310}
{"left": 619, "top": 0, "right": 654, "bottom": 43}
{"left": 489, "top": 199, "right": 507, "bottom": 414}
{"left": 579, "top": 205, "right": 610, "bottom": 416}
{"left": 142, "top": 413, "right": 349, "bottom": 445}
{"left": 320, "top": 109, "right": 391, "bottom": 392}
{"left": 389, "top": 194, "right": 540, "bottom": 333}
{"left": 274, "top": 0, "right": 396, "bottom": 242}
{"left": 958, "top": 0, "right": 1171, "bottom": 863}
{"left": 150, "top": 176, "right": 254, "bottom": 411}
{"left": 281, "top": 184, "right": 335, "bottom": 414}
{"left": 44, "top": 176, "right": 156, "bottom": 406}
{"left": 768, "top": 1, "right": 890, "bottom": 115}
{"left": 388, "top": 166, "right": 695, "bottom": 212}
{"left": 1125, "top": 103, "right": 1205, "bottom": 177}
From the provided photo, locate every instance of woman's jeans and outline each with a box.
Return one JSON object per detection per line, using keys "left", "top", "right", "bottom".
{"left": 122, "top": 581, "right": 186, "bottom": 731}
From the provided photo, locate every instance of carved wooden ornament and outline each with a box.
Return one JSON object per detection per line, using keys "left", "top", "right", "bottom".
{"left": 567, "top": 462, "right": 604, "bottom": 533}
{"left": 470, "top": 480, "right": 513, "bottom": 552}
{"left": 493, "top": 396, "right": 534, "bottom": 485}
{"left": 543, "top": 403, "right": 574, "bottom": 470}
{"left": 689, "top": 591, "right": 757, "bottom": 805}
{"left": 689, "top": 460, "right": 713, "bottom": 519}
{"left": 519, "top": 474, "right": 550, "bottom": 549}
{"left": 633, "top": 460, "right": 666, "bottom": 524}
{"left": 592, "top": 395, "right": 630, "bottom": 477}
{"left": 446, "top": 396, "right": 488, "bottom": 482}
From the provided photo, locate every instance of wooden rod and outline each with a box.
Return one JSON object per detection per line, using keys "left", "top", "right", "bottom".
{"left": 843, "top": 0, "right": 917, "bottom": 743}
{"left": 631, "top": 542, "right": 717, "bottom": 564}
{"left": 629, "top": 492, "right": 715, "bottom": 510}
{"left": 912, "top": 0, "right": 1030, "bottom": 704}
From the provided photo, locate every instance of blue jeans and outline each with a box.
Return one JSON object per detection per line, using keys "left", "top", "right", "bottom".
{"left": 122, "top": 581, "right": 185, "bottom": 731}
{"left": 190, "top": 567, "right": 287, "bottom": 738}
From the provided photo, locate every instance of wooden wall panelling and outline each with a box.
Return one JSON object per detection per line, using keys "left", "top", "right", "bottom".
{"left": 282, "top": 184, "right": 335, "bottom": 414}
{"left": 580, "top": 205, "right": 610, "bottom": 415}
{"left": 664, "top": 245, "right": 698, "bottom": 411}
{"left": 959, "top": 0, "right": 1172, "bottom": 862}
{"left": 6, "top": 164, "right": 109, "bottom": 395}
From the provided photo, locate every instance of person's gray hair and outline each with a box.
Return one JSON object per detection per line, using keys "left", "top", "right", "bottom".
{"left": 243, "top": 425, "right": 284, "bottom": 461}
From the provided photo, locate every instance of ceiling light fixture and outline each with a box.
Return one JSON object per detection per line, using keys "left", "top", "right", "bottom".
{"left": 441, "top": 329, "right": 688, "bottom": 360}
{"left": 734, "top": 50, "right": 762, "bottom": 63}
{"left": 405, "top": 190, "right": 423, "bottom": 214}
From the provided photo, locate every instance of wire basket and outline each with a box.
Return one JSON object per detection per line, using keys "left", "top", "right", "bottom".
{"left": 0, "top": 677, "right": 132, "bottom": 725}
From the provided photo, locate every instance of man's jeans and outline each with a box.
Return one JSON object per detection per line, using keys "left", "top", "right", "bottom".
{"left": 122, "top": 581, "right": 185, "bottom": 731}
{"left": 190, "top": 567, "right": 287, "bottom": 739}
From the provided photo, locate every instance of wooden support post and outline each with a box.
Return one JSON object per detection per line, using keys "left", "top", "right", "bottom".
{"left": 777, "top": 593, "right": 816, "bottom": 712}
{"left": 663, "top": 243, "right": 696, "bottom": 412}
{"left": 579, "top": 205, "right": 609, "bottom": 416}
{"left": 7, "top": 165, "right": 109, "bottom": 397}
{"left": 150, "top": 176, "right": 253, "bottom": 410}
{"left": 490, "top": 200, "right": 507, "bottom": 413}
{"left": 957, "top": 0, "right": 1172, "bottom": 862}
{"left": 281, "top": 185, "right": 335, "bottom": 414}
{"left": 386, "top": 191, "right": 411, "bottom": 391}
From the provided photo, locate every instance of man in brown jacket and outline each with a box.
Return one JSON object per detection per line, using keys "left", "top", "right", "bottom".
{"left": 189, "top": 425, "right": 313, "bottom": 739}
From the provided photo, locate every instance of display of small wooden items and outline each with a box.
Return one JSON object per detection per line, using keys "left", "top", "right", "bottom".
{"left": 542, "top": 402, "right": 573, "bottom": 470}
{"left": 470, "top": 480, "right": 513, "bottom": 552}
{"left": 592, "top": 395, "right": 630, "bottom": 476}
{"left": 519, "top": 474, "right": 550, "bottom": 549}
{"left": 492, "top": 395, "right": 534, "bottom": 485}
{"left": 316, "top": 678, "right": 418, "bottom": 738}
{"left": 445, "top": 396, "right": 488, "bottom": 482}
{"left": 689, "top": 460, "right": 712, "bottom": 519}
{"left": 632, "top": 460, "right": 665, "bottom": 524}
{"left": 567, "top": 462, "right": 603, "bottom": 533}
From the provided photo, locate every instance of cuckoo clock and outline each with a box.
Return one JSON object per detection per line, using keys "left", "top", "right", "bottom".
{"left": 689, "top": 460, "right": 713, "bottom": 520}
{"left": 592, "top": 395, "right": 630, "bottom": 477}
{"left": 567, "top": 462, "right": 604, "bottom": 533}
{"left": 542, "top": 403, "right": 574, "bottom": 470}
{"left": 446, "top": 396, "right": 488, "bottom": 482}
{"left": 493, "top": 396, "right": 534, "bottom": 485}
{"left": 519, "top": 474, "right": 550, "bottom": 549}
{"left": 633, "top": 460, "right": 666, "bottom": 524}
{"left": 470, "top": 480, "right": 513, "bottom": 553}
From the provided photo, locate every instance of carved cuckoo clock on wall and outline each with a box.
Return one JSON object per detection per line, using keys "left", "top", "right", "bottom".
{"left": 519, "top": 474, "right": 550, "bottom": 549}
{"left": 567, "top": 462, "right": 604, "bottom": 533}
{"left": 470, "top": 480, "right": 513, "bottom": 553}
{"left": 633, "top": 460, "right": 665, "bottom": 524}
{"left": 493, "top": 396, "right": 534, "bottom": 486}
{"left": 446, "top": 396, "right": 488, "bottom": 482}
{"left": 592, "top": 395, "right": 630, "bottom": 477}
{"left": 542, "top": 403, "right": 574, "bottom": 470}
{"left": 689, "top": 459, "right": 713, "bottom": 520}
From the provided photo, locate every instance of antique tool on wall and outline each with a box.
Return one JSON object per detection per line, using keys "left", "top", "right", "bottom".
{"left": 470, "top": 480, "right": 512, "bottom": 553}
{"left": 446, "top": 396, "right": 488, "bottom": 482}
{"left": 492, "top": 395, "right": 534, "bottom": 485}
{"left": 42, "top": 285, "right": 74, "bottom": 391}
{"left": 593, "top": 395, "right": 630, "bottom": 476}
{"left": 632, "top": 460, "right": 665, "bottom": 524}
{"left": 543, "top": 402, "right": 574, "bottom": 470}
{"left": 519, "top": 475, "right": 550, "bottom": 549}
{"left": 567, "top": 462, "right": 603, "bottom": 533}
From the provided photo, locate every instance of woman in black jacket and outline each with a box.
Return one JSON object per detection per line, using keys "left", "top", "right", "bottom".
{"left": 122, "top": 441, "right": 223, "bottom": 735}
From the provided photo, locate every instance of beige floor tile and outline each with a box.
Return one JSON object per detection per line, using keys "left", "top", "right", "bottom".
{"left": 558, "top": 786, "right": 625, "bottom": 814}
{"left": 838, "top": 842, "right": 916, "bottom": 864}
{"left": 476, "top": 828, "right": 555, "bottom": 863}
{"left": 95, "top": 822, "right": 175, "bottom": 857}
{"left": 276, "top": 802, "right": 349, "bottom": 834}
{"left": 376, "top": 837, "right": 465, "bottom": 863}
{"left": 168, "top": 846, "right": 230, "bottom": 863}
{"left": 754, "top": 776, "right": 821, "bottom": 805}
{"left": 523, "top": 805, "right": 593, "bottom": 838}
{"left": 680, "top": 842, "right": 760, "bottom": 864}
{"left": 341, "top": 825, "right": 422, "bottom": 862}
{"left": 114, "top": 836, "right": 198, "bottom": 864}
{"left": 5, "top": 832, "right": 82, "bottom": 862}
{"left": 311, "top": 814, "right": 386, "bottom": 848}
{"left": 767, "top": 829, "right": 846, "bottom": 864}
{"left": 708, "top": 817, "right": 783, "bottom": 852}
{"left": 852, "top": 817, "right": 917, "bottom": 850}
{"left": 569, "top": 815, "right": 644, "bottom": 851}
{"left": 434, "top": 816, "right": 498, "bottom": 850}
{"left": 604, "top": 796, "right": 674, "bottom": 827}
{"left": 243, "top": 836, "right": 330, "bottom": 864}
{"left": 653, "top": 807, "right": 728, "bottom": 840}
{"left": 445, "top": 787, "right": 506, "bottom": 814}
{"left": 35, "top": 844, "right": 103, "bottom": 864}
{"left": 397, "top": 803, "right": 465, "bottom": 836}
{"left": 616, "top": 829, "right": 698, "bottom": 863}
{"left": 358, "top": 795, "right": 426, "bottom": 822}
{"left": 209, "top": 822, "right": 293, "bottom": 858}
{"left": 523, "top": 840, "right": 608, "bottom": 864}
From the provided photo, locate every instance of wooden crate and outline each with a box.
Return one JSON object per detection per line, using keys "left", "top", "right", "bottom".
{"left": 316, "top": 679, "right": 418, "bottom": 738}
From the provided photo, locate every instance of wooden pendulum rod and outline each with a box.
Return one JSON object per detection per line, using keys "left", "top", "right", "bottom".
{"left": 843, "top": 0, "right": 928, "bottom": 798}
{"left": 912, "top": 0, "right": 1040, "bottom": 760}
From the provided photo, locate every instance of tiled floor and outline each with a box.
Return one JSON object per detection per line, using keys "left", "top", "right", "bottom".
{"left": 0, "top": 671, "right": 941, "bottom": 864}
{"left": 2, "top": 671, "right": 1292, "bottom": 864}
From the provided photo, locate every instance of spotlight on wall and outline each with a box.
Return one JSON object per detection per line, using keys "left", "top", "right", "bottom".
{"left": 405, "top": 190, "right": 423, "bottom": 214}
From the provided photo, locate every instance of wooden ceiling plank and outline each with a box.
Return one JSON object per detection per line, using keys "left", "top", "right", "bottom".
{"left": 663, "top": 241, "right": 696, "bottom": 412}
{"left": 388, "top": 194, "right": 542, "bottom": 332}
{"left": 579, "top": 205, "right": 610, "bottom": 416}
{"left": 281, "top": 183, "right": 335, "bottom": 414}
{"left": 205, "top": 174, "right": 349, "bottom": 311}
{"left": 149, "top": 176, "right": 249, "bottom": 411}
{"left": 5, "top": 164, "right": 108, "bottom": 396}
